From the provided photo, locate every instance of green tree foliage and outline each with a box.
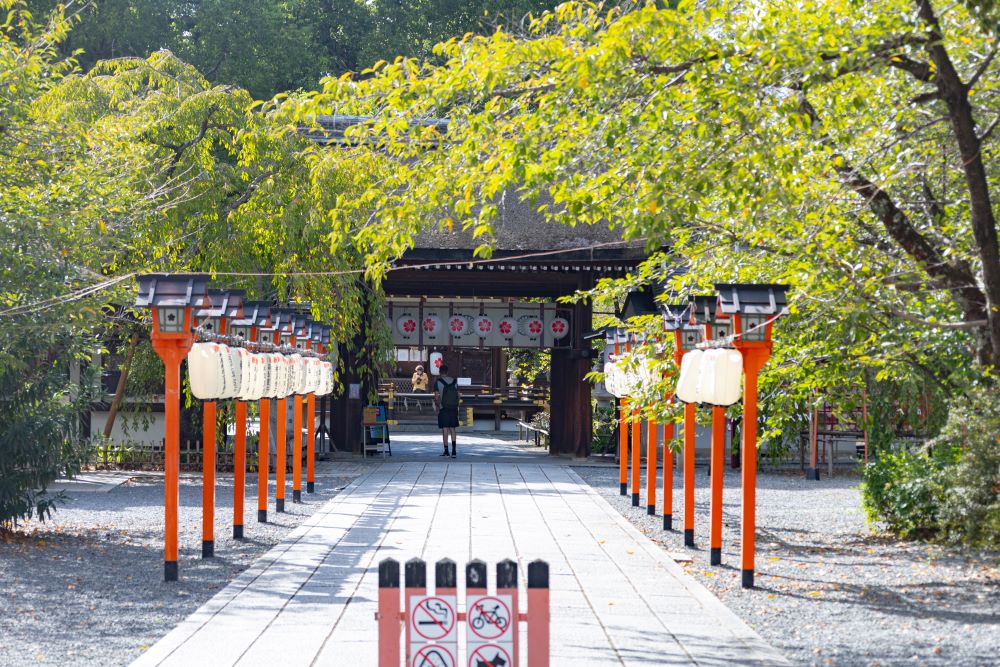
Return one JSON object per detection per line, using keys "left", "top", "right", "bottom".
{"left": 0, "top": 2, "right": 99, "bottom": 526}
{"left": 299, "top": 0, "right": 1000, "bottom": 405}
{"left": 28, "top": 0, "right": 557, "bottom": 99}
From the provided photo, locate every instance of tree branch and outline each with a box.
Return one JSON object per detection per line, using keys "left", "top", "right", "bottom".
{"left": 888, "top": 309, "right": 987, "bottom": 330}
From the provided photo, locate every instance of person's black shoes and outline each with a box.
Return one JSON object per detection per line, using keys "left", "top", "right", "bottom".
{"left": 440, "top": 451, "right": 449, "bottom": 456}
{"left": 451, "top": 450, "right": 456, "bottom": 458}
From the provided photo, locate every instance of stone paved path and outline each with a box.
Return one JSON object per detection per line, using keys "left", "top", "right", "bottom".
{"left": 133, "top": 446, "right": 788, "bottom": 666}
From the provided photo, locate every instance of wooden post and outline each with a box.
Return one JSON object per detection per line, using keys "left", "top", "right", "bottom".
{"left": 807, "top": 403, "right": 820, "bottom": 480}
{"left": 233, "top": 400, "right": 246, "bottom": 539}
{"left": 739, "top": 348, "right": 770, "bottom": 588}
{"left": 497, "top": 559, "right": 519, "bottom": 667}
{"left": 646, "top": 417, "right": 657, "bottom": 515}
{"left": 258, "top": 399, "right": 270, "bottom": 522}
{"left": 150, "top": 327, "right": 192, "bottom": 582}
{"left": 709, "top": 405, "right": 725, "bottom": 566}
{"left": 276, "top": 397, "right": 287, "bottom": 512}
{"left": 292, "top": 394, "right": 303, "bottom": 503}
{"left": 202, "top": 400, "right": 216, "bottom": 558}
{"left": 378, "top": 559, "right": 401, "bottom": 667}
{"left": 618, "top": 398, "right": 629, "bottom": 496}
{"left": 306, "top": 393, "right": 316, "bottom": 493}
{"left": 630, "top": 408, "right": 641, "bottom": 507}
{"left": 527, "top": 560, "right": 550, "bottom": 667}
{"left": 662, "top": 405, "right": 675, "bottom": 531}
{"left": 683, "top": 402, "right": 696, "bottom": 547}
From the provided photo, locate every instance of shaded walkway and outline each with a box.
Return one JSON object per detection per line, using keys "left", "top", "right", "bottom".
{"left": 134, "top": 437, "right": 788, "bottom": 666}
{"left": 378, "top": 431, "right": 555, "bottom": 463}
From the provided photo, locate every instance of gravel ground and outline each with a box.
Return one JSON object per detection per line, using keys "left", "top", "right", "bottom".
{"left": 574, "top": 465, "right": 1000, "bottom": 667}
{"left": 0, "top": 461, "right": 363, "bottom": 666}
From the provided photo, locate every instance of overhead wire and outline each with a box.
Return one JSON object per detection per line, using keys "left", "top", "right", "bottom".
{"left": 0, "top": 238, "right": 648, "bottom": 318}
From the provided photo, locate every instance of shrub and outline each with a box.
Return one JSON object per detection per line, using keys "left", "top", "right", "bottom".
{"left": 0, "top": 361, "right": 91, "bottom": 528}
{"left": 861, "top": 387, "right": 1000, "bottom": 547}
{"left": 931, "top": 388, "right": 1000, "bottom": 547}
{"left": 861, "top": 444, "right": 953, "bottom": 539}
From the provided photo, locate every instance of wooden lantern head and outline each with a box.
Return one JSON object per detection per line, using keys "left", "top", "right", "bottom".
{"left": 715, "top": 284, "right": 790, "bottom": 345}
{"left": 135, "top": 273, "right": 209, "bottom": 338}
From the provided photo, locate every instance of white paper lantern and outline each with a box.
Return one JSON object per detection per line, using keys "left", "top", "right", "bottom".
{"left": 396, "top": 313, "right": 419, "bottom": 337}
{"left": 188, "top": 342, "right": 222, "bottom": 400}
{"left": 238, "top": 351, "right": 259, "bottom": 401}
{"left": 675, "top": 349, "right": 704, "bottom": 404}
{"left": 429, "top": 351, "right": 444, "bottom": 375}
{"left": 518, "top": 314, "right": 545, "bottom": 337}
{"left": 447, "top": 314, "right": 472, "bottom": 336}
{"left": 266, "top": 353, "right": 282, "bottom": 398}
{"left": 318, "top": 361, "right": 334, "bottom": 395}
{"left": 548, "top": 316, "right": 570, "bottom": 340}
{"left": 497, "top": 316, "right": 517, "bottom": 339}
{"left": 288, "top": 354, "right": 306, "bottom": 394}
{"left": 474, "top": 315, "right": 493, "bottom": 337}
{"left": 250, "top": 353, "right": 268, "bottom": 400}
{"left": 421, "top": 315, "right": 442, "bottom": 336}
{"left": 305, "top": 357, "right": 322, "bottom": 393}
{"left": 228, "top": 347, "right": 249, "bottom": 399}
{"left": 698, "top": 348, "right": 744, "bottom": 406}
{"left": 603, "top": 362, "right": 624, "bottom": 398}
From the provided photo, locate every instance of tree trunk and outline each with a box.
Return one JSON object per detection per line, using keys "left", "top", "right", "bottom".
{"left": 102, "top": 332, "right": 141, "bottom": 458}
{"left": 917, "top": 0, "right": 1000, "bottom": 366}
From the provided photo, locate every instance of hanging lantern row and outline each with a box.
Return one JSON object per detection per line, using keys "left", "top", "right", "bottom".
{"left": 188, "top": 344, "right": 333, "bottom": 401}
{"left": 396, "top": 312, "right": 570, "bottom": 340}
{"left": 604, "top": 285, "right": 789, "bottom": 406}
{"left": 136, "top": 281, "right": 336, "bottom": 402}
{"left": 187, "top": 306, "right": 335, "bottom": 401}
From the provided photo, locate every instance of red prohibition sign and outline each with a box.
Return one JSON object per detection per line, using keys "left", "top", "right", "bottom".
{"left": 467, "top": 597, "right": 511, "bottom": 640}
{"left": 468, "top": 643, "right": 512, "bottom": 667}
{"left": 412, "top": 597, "right": 456, "bottom": 641}
{"left": 412, "top": 643, "right": 456, "bottom": 667}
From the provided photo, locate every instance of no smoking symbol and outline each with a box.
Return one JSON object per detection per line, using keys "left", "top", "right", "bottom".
{"left": 412, "top": 597, "right": 456, "bottom": 641}
{"left": 467, "top": 597, "right": 511, "bottom": 640}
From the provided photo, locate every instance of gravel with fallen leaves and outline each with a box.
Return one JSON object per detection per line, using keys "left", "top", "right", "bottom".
{"left": 575, "top": 465, "right": 1000, "bottom": 667}
{"left": 0, "top": 461, "right": 363, "bottom": 666}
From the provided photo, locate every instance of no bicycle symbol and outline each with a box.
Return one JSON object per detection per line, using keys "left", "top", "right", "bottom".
{"left": 468, "top": 643, "right": 512, "bottom": 667}
{"left": 410, "top": 595, "right": 457, "bottom": 642}
{"left": 466, "top": 595, "right": 512, "bottom": 642}
{"left": 412, "top": 643, "right": 457, "bottom": 667}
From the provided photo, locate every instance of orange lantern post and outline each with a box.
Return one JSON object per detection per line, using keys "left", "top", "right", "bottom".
{"left": 692, "top": 295, "right": 735, "bottom": 566}
{"left": 272, "top": 309, "right": 294, "bottom": 513}
{"left": 609, "top": 328, "right": 628, "bottom": 496}
{"left": 291, "top": 315, "right": 311, "bottom": 504}
{"left": 229, "top": 300, "right": 263, "bottom": 539}
{"left": 254, "top": 305, "right": 274, "bottom": 523}
{"left": 192, "top": 289, "right": 244, "bottom": 558}
{"left": 631, "top": 405, "right": 641, "bottom": 507}
{"left": 664, "top": 303, "right": 700, "bottom": 546}
{"left": 659, "top": 306, "right": 692, "bottom": 532}
{"left": 716, "top": 283, "right": 789, "bottom": 589}
{"left": 136, "top": 273, "right": 208, "bottom": 582}
{"left": 645, "top": 415, "right": 657, "bottom": 516}
{"left": 305, "top": 324, "right": 321, "bottom": 494}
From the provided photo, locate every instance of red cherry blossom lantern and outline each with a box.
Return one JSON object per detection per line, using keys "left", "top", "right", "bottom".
{"left": 475, "top": 315, "right": 493, "bottom": 337}
{"left": 498, "top": 316, "right": 517, "bottom": 338}
{"left": 548, "top": 316, "right": 570, "bottom": 340}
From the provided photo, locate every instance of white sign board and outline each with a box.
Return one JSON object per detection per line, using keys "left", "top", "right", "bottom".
{"left": 409, "top": 595, "right": 458, "bottom": 659}
{"left": 466, "top": 594, "right": 514, "bottom": 665}
{"left": 411, "top": 643, "right": 457, "bottom": 667}
{"left": 467, "top": 643, "right": 513, "bottom": 667}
